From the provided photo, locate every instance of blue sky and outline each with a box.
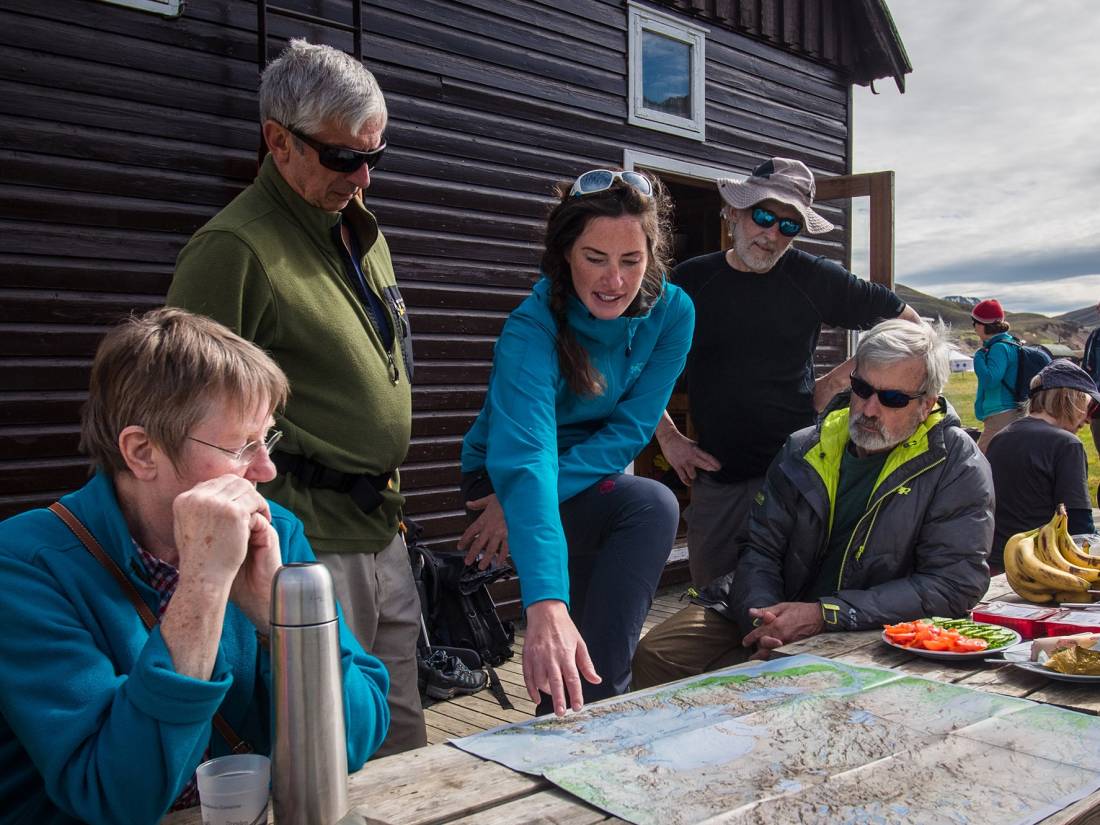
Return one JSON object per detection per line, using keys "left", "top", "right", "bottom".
{"left": 850, "top": 0, "right": 1100, "bottom": 316}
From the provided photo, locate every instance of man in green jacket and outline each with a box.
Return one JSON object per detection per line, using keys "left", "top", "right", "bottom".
{"left": 633, "top": 319, "right": 994, "bottom": 688}
{"left": 168, "top": 39, "right": 424, "bottom": 754}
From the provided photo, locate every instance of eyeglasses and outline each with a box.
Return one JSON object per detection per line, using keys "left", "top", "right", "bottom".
{"left": 750, "top": 206, "right": 803, "bottom": 238}
{"left": 188, "top": 429, "right": 283, "bottom": 465}
{"left": 569, "top": 169, "right": 653, "bottom": 198}
{"left": 850, "top": 375, "right": 924, "bottom": 409}
{"left": 285, "top": 125, "right": 386, "bottom": 173}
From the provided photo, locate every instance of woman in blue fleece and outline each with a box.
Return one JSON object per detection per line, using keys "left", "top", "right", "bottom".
{"left": 971, "top": 298, "right": 1023, "bottom": 453}
{"left": 459, "top": 170, "right": 694, "bottom": 716}
{"left": 0, "top": 309, "right": 389, "bottom": 825}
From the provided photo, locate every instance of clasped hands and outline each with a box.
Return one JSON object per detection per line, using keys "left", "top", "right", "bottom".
{"left": 741, "top": 601, "right": 824, "bottom": 661}
{"left": 172, "top": 474, "right": 281, "bottom": 634}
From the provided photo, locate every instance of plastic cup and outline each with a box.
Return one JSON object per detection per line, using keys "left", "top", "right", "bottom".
{"left": 195, "top": 753, "right": 270, "bottom": 825}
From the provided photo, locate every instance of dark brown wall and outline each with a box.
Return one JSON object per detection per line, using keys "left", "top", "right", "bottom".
{"left": 0, "top": 0, "right": 857, "bottom": 589}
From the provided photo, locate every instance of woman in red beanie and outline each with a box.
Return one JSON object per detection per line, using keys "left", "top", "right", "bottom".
{"left": 971, "top": 298, "right": 1024, "bottom": 452}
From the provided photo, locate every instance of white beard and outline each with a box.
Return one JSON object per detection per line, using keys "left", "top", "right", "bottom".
{"left": 731, "top": 221, "right": 785, "bottom": 273}
{"left": 848, "top": 407, "right": 924, "bottom": 453}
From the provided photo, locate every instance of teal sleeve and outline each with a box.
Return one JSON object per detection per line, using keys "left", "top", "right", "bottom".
{"left": 0, "top": 554, "right": 232, "bottom": 825}
{"left": 484, "top": 314, "right": 569, "bottom": 607}
{"left": 276, "top": 510, "right": 390, "bottom": 768}
{"left": 556, "top": 289, "right": 695, "bottom": 501}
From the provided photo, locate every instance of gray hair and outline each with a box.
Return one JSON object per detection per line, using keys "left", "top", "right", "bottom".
{"left": 854, "top": 318, "right": 951, "bottom": 398}
{"left": 259, "top": 39, "right": 387, "bottom": 135}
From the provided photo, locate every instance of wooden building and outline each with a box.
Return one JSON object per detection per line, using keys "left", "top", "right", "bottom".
{"left": 0, "top": 0, "right": 910, "bottom": 608}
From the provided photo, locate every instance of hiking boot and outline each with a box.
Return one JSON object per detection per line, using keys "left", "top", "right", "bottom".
{"left": 418, "top": 649, "right": 488, "bottom": 700}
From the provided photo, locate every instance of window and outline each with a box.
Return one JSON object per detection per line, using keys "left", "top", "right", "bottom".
{"left": 98, "top": 0, "right": 181, "bottom": 16}
{"left": 628, "top": 2, "right": 706, "bottom": 141}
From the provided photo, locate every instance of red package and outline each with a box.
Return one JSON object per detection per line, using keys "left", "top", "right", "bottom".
{"left": 970, "top": 601, "right": 1070, "bottom": 640}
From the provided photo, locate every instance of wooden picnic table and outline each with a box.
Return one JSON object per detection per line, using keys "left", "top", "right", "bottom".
{"left": 164, "top": 575, "right": 1100, "bottom": 824}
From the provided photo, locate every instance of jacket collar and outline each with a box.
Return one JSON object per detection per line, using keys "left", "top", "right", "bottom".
{"left": 59, "top": 470, "right": 141, "bottom": 573}
{"left": 532, "top": 276, "right": 661, "bottom": 354}
{"left": 984, "top": 331, "right": 1015, "bottom": 348}
{"left": 799, "top": 397, "right": 950, "bottom": 529}
{"left": 256, "top": 154, "right": 380, "bottom": 252}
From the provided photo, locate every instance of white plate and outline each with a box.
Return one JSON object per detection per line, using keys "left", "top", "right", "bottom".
{"left": 880, "top": 626, "right": 1021, "bottom": 662}
{"left": 999, "top": 641, "right": 1100, "bottom": 683}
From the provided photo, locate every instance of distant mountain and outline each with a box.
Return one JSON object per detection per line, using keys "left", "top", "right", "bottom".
{"left": 896, "top": 283, "right": 1092, "bottom": 351}
{"left": 1057, "top": 304, "right": 1100, "bottom": 328}
{"left": 943, "top": 295, "right": 981, "bottom": 308}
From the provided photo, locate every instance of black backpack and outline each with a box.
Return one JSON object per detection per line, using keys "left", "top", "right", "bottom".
{"left": 999, "top": 338, "right": 1052, "bottom": 402}
{"left": 404, "top": 520, "right": 515, "bottom": 707}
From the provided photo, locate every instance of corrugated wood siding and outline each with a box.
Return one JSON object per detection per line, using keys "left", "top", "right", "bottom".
{"left": 1, "top": 1, "right": 855, "bottom": 614}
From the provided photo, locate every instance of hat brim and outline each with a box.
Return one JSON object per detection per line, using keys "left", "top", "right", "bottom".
{"left": 970, "top": 313, "right": 1004, "bottom": 324}
{"left": 717, "top": 178, "right": 834, "bottom": 235}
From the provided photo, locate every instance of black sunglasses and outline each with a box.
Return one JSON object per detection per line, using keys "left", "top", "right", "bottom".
{"left": 850, "top": 374, "right": 924, "bottom": 409}
{"left": 285, "top": 125, "right": 386, "bottom": 173}
{"left": 751, "top": 206, "right": 802, "bottom": 237}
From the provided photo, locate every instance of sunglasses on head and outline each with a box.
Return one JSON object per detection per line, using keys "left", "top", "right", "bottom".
{"left": 569, "top": 169, "right": 653, "bottom": 198}
{"left": 751, "top": 206, "right": 803, "bottom": 237}
{"left": 850, "top": 374, "right": 924, "bottom": 409}
{"left": 285, "top": 125, "right": 386, "bottom": 173}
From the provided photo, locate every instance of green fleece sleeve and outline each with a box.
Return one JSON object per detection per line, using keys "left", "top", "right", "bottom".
{"left": 167, "top": 230, "right": 278, "bottom": 347}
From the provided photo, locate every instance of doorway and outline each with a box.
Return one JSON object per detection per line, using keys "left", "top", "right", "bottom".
{"left": 622, "top": 153, "right": 896, "bottom": 575}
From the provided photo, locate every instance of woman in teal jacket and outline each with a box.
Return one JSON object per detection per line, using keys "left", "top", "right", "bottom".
{"left": 460, "top": 170, "right": 694, "bottom": 715}
{"left": 971, "top": 298, "right": 1022, "bottom": 452}
{"left": 0, "top": 310, "right": 389, "bottom": 825}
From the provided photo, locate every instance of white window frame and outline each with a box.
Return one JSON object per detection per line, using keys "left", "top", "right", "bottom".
{"left": 627, "top": 1, "right": 707, "bottom": 142}
{"left": 99, "top": 0, "right": 182, "bottom": 17}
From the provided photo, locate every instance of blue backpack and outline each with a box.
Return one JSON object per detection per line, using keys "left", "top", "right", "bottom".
{"left": 999, "top": 339, "right": 1052, "bottom": 402}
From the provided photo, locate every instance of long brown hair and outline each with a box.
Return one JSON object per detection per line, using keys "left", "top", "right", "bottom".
{"left": 540, "top": 173, "right": 672, "bottom": 396}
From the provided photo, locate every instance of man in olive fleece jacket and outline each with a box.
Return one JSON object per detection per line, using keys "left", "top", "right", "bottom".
{"left": 167, "top": 40, "right": 424, "bottom": 755}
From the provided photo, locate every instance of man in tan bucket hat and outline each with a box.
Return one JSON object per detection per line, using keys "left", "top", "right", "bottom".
{"left": 655, "top": 157, "right": 921, "bottom": 589}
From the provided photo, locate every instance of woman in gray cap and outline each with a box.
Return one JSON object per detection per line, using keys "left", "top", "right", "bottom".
{"left": 985, "top": 360, "right": 1099, "bottom": 571}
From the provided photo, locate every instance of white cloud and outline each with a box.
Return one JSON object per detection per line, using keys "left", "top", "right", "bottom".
{"left": 914, "top": 273, "right": 1100, "bottom": 316}
{"left": 852, "top": 0, "right": 1100, "bottom": 313}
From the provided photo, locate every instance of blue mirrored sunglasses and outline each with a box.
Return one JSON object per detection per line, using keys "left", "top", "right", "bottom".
{"left": 850, "top": 375, "right": 923, "bottom": 409}
{"left": 569, "top": 169, "right": 653, "bottom": 198}
{"left": 751, "top": 206, "right": 803, "bottom": 238}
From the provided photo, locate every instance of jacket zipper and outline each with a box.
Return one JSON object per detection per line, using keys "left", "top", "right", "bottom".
{"left": 334, "top": 226, "right": 400, "bottom": 385}
{"left": 834, "top": 456, "right": 946, "bottom": 591}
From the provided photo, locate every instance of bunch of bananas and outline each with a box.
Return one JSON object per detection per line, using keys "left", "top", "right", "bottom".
{"left": 1004, "top": 506, "right": 1100, "bottom": 604}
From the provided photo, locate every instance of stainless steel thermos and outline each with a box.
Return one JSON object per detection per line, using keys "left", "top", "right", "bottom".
{"left": 271, "top": 562, "right": 349, "bottom": 824}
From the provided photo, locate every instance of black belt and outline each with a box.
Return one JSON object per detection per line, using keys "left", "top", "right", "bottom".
{"left": 273, "top": 452, "right": 392, "bottom": 515}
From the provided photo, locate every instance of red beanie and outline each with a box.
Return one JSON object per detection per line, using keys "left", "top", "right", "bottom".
{"left": 971, "top": 299, "right": 1005, "bottom": 324}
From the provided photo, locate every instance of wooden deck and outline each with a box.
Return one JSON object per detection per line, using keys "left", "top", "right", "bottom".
{"left": 422, "top": 587, "right": 693, "bottom": 743}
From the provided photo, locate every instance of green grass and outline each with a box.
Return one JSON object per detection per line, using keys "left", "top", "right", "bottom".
{"left": 942, "top": 371, "right": 1100, "bottom": 499}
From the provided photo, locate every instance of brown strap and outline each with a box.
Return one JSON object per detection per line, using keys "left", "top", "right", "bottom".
{"left": 48, "top": 502, "right": 252, "bottom": 755}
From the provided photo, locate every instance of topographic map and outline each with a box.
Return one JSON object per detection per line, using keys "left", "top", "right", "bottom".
{"left": 453, "top": 655, "right": 1100, "bottom": 825}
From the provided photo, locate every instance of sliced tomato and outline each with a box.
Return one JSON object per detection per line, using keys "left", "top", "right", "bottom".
{"left": 920, "top": 637, "right": 951, "bottom": 651}
{"left": 884, "top": 622, "right": 918, "bottom": 636}
{"left": 913, "top": 624, "right": 936, "bottom": 641}
{"left": 887, "top": 631, "right": 917, "bottom": 644}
